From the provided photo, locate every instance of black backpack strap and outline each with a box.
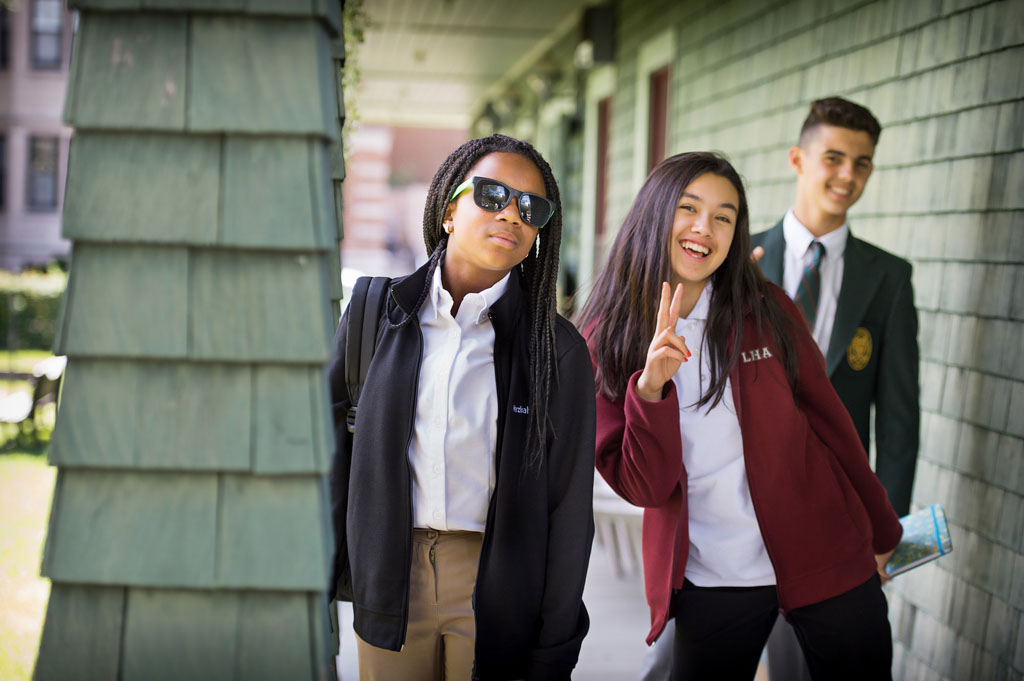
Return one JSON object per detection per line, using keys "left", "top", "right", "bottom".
{"left": 344, "top": 276, "right": 390, "bottom": 433}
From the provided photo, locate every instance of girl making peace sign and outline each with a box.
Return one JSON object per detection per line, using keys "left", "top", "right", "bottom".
{"left": 577, "top": 152, "right": 902, "bottom": 681}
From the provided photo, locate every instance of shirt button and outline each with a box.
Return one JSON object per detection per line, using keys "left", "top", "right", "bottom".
{"left": 433, "top": 463, "right": 442, "bottom": 474}
{"left": 433, "top": 510, "right": 442, "bottom": 520}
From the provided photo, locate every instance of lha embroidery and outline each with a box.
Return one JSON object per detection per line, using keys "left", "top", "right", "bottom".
{"left": 740, "top": 347, "right": 773, "bottom": 363}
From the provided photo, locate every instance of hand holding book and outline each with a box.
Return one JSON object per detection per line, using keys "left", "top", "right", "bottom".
{"left": 884, "top": 504, "right": 953, "bottom": 578}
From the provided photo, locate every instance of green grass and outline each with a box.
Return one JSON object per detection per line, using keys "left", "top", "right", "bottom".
{"left": 0, "top": 452, "right": 56, "bottom": 681}
{"left": 0, "top": 350, "right": 53, "bottom": 377}
{"left": 0, "top": 350, "right": 59, "bottom": 450}
{"left": 1, "top": 349, "right": 54, "bottom": 401}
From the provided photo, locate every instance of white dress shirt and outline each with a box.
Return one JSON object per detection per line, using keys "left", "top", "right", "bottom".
{"left": 672, "top": 283, "right": 776, "bottom": 587}
{"left": 408, "top": 262, "right": 508, "bottom": 532}
{"left": 782, "top": 209, "right": 849, "bottom": 356}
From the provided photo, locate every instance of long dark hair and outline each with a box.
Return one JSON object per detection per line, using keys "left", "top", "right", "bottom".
{"left": 395, "top": 134, "right": 563, "bottom": 467}
{"left": 577, "top": 151, "right": 798, "bottom": 407}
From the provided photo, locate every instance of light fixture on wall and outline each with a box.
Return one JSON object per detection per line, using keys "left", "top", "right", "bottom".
{"left": 527, "top": 73, "right": 548, "bottom": 97}
{"left": 576, "top": 3, "right": 615, "bottom": 69}
{"left": 574, "top": 40, "right": 594, "bottom": 70}
{"left": 477, "top": 101, "right": 500, "bottom": 135}
{"left": 527, "top": 66, "right": 561, "bottom": 98}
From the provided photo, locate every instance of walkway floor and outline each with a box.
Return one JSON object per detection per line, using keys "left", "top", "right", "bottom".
{"left": 334, "top": 541, "right": 652, "bottom": 680}
{"left": 576, "top": 541, "right": 652, "bottom": 679}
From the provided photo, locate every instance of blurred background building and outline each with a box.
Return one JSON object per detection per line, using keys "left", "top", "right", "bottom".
{"left": 340, "top": 123, "right": 465, "bottom": 278}
{"left": 0, "top": 1, "right": 74, "bottom": 271}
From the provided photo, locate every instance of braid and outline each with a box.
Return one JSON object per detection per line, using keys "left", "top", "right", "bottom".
{"left": 420, "top": 134, "right": 564, "bottom": 469}
{"left": 388, "top": 242, "right": 444, "bottom": 330}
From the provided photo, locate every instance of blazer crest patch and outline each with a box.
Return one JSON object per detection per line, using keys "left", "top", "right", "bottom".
{"left": 847, "top": 327, "right": 872, "bottom": 371}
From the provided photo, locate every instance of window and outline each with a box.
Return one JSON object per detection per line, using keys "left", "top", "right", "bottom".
{"left": 647, "top": 65, "right": 670, "bottom": 173}
{"left": 0, "top": 136, "right": 5, "bottom": 212}
{"left": 595, "top": 96, "right": 612, "bottom": 242}
{"left": 31, "top": 0, "right": 63, "bottom": 70}
{"left": 27, "top": 136, "right": 59, "bottom": 211}
{"left": 632, "top": 28, "right": 675, "bottom": 191}
{"left": 581, "top": 64, "right": 616, "bottom": 287}
{"left": 0, "top": 9, "right": 10, "bottom": 69}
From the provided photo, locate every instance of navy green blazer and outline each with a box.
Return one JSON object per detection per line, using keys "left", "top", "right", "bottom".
{"left": 752, "top": 220, "right": 920, "bottom": 515}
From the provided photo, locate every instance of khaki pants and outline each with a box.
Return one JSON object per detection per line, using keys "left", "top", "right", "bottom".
{"left": 356, "top": 529, "right": 483, "bottom": 681}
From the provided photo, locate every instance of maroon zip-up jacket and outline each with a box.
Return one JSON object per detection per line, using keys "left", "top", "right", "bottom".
{"left": 590, "top": 287, "right": 902, "bottom": 644}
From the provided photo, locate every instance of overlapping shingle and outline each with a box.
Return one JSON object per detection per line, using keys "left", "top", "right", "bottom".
{"left": 65, "top": 14, "right": 188, "bottom": 130}
{"left": 35, "top": 585, "right": 125, "bottom": 681}
{"left": 42, "top": 470, "right": 330, "bottom": 589}
{"left": 42, "top": 469, "right": 219, "bottom": 587}
{"left": 68, "top": 0, "right": 341, "bottom": 35}
{"left": 56, "top": 245, "right": 190, "bottom": 357}
{"left": 189, "top": 17, "right": 336, "bottom": 137}
{"left": 51, "top": 360, "right": 332, "bottom": 473}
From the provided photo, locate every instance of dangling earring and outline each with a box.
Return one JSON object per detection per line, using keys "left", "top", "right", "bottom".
{"left": 445, "top": 221, "right": 454, "bottom": 235}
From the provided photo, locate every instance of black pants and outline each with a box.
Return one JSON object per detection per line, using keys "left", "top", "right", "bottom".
{"left": 670, "top": 574, "right": 892, "bottom": 681}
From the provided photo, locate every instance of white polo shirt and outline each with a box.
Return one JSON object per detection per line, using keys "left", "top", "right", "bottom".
{"left": 782, "top": 209, "right": 849, "bottom": 356}
{"left": 407, "top": 263, "right": 508, "bottom": 532}
{"left": 672, "top": 283, "right": 776, "bottom": 587}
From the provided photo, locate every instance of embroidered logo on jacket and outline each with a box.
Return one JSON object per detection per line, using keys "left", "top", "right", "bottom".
{"left": 847, "top": 327, "right": 872, "bottom": 371}
{"left": 740, "top": 347, "right": 773, "bottom": 363}
{"left": 513, "top": 405, "right": 529, "bottom": 415}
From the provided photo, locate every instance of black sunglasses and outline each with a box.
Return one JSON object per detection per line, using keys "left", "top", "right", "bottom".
{"left": 449, "top": 176, "right": 555, "bottom": 229}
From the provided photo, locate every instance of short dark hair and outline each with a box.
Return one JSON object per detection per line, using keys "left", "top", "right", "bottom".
{"left": 798, "top": 97, "right": 881, "bottom": 146}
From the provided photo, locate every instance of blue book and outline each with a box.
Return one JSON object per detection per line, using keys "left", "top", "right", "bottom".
{"left": 885, "top": 504, "right": 953, "bottom": 577}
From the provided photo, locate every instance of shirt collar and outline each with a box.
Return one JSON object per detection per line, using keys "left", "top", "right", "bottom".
{"left": 674, "top": 280, "right": 713, "bottom": 330}
{"left": 783, "top": 209, "right": 849, "bottom": 260}
{"left": 689, "top": 280, "right": 712, "bottom": 321}
{"left": 427, "top": 259, "right": 511, "bottom": 324}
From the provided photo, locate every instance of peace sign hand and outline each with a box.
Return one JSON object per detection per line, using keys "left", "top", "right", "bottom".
{"left": 636, "top": 282, "right": 691, "bottom": 402}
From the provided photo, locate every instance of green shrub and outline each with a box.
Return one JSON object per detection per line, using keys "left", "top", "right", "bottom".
{"left": 0, "top": 266, "right": 67, "bottom": 352}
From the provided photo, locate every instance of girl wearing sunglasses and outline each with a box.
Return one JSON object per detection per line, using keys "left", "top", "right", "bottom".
{"left": 576, "top": 152, "right": 901, "bottom": 681}
{"left": 328, "top": 134, "right": 596, "bottom": 680}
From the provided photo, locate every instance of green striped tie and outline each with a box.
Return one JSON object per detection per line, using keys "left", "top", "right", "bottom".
{"left": 795, "top": 241, "right": 825, "bottom": 327}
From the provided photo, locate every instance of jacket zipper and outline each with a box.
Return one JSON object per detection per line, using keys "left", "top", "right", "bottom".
{"left": 398, "top": 296, "right": 424, "bottom": 649}
{"left": 489, "top": 310, "right": 508, "bottom": 475}
{"left": 473, "top": 310, "right": 508, "bottom": 656}
{"left": 477, "top": 310, "right": 505, "bottom": 574}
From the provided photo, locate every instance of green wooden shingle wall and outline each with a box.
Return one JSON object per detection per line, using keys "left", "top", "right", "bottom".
{"left": 36, "top": 2, "right": 345, "bottom": 678}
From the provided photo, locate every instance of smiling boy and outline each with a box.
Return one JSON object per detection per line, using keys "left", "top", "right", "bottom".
{"left": 753, "top": 96, "right": 920, "bottom": 681}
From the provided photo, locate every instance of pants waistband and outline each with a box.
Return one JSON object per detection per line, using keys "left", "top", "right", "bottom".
{"left": 412, "top": 528, "right": 483, "bottom": 544}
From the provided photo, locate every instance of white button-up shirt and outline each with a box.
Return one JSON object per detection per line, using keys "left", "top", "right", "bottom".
{"left": 782, "top": 209, "right": 849, "bottom": 356}
{"left": 672, "top": 283, "right": 775, "bottom": 587}
{"left": 408, "top": 263, "right": 508, "bottom": 531}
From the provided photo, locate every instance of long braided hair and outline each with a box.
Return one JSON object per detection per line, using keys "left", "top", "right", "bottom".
{"left": 394, "top": 134, "right": 563, "bottom": 468}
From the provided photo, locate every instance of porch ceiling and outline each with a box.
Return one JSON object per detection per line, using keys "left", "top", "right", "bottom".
{"left": 356, "top": 0, "right": 590, "bottom": 130}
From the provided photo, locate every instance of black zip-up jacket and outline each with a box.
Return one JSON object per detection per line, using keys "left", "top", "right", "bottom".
{"left": 328, "top": 262, "right": 596, "bottom": 681}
